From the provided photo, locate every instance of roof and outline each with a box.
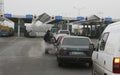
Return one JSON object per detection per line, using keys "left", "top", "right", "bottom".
{"left": 36, "top": 13, "right": 51, "bottom": 23}
{"left": 63, "top": 35, "right": 90, "bottom": 39}
{"left": 46, "top": 17, "right": 77, "bottom": 24}
{"left": 103, "top": 21, "right": 120, "bottom": 32}
{"left": 61, "top": 36, "right": 92, "bottom": 43}
{"left": 54, "top": 33, "right": 69, "bottom": 39}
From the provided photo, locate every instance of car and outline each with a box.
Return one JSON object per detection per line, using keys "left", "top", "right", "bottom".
{"left": 29, "top": 31, "right": 36, "bottom": 38}
{"left": 57, "top": 30, "right": 70, "bottom": 35}
{"left": 92, "top": 21, "right": 120, "bottom": 75}
{"left": 55, "top": 34, "right": 68, "bottom": 40}
{"left": 56, "top": 36, "right": 94, "bottom": 67}
{"left": 54, "top": 35, "right": 68, "bottom": 55}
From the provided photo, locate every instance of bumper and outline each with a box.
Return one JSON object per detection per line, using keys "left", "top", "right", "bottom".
{"left": 57, "top": 55, "right": 92, "bottom": 64}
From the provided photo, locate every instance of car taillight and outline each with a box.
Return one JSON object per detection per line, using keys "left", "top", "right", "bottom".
{"left": 113, "top": 57, "right": 120, "bottom": 73}
{"left": 59, "top": 50, "right": 69, "bottom": 55}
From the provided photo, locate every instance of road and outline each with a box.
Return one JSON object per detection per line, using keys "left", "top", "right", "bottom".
{"left": 0, "top": 37, "right": 93, "bottom": 75}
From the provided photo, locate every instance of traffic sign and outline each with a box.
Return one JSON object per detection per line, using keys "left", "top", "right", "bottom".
{"left": 4, "top": 14, "right": 12, "bottom": 18}
{"left": 26, "top": 14, "right": 33, "bottom": 19}
{"left": 55, "top": 16, "right": 62, "bottom": 20}
{"left": 77, "top": 16, "right": 84, "bottom": 21}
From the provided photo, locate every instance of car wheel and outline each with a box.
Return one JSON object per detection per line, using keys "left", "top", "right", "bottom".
{"left": 58, "top": 62, "right": 63, "bottom": 67}
{"left": 45, "top": 49, "right": 49, "bottom": 54}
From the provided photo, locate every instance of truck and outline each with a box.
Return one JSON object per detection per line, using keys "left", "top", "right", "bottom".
{"left": 0, "top": 25, "right": 14, "bottom": 37}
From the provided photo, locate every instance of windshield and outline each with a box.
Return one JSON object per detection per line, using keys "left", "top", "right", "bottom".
{"left": 62, "top": 38, "right": 90, "bottom": 46}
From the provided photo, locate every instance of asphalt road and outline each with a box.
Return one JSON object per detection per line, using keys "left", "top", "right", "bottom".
{"left": 0, "top": 36, "right": 93, "bottom": 75}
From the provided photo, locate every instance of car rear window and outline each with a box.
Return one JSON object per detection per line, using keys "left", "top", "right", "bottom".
{"left": 62, "top": 38, "right": 90, "bottom": 46}
{"left": 59, "top": 31, "right": 69, "bottom": 34}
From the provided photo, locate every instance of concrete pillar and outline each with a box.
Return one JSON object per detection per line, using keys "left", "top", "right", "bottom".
{"left": 14, "top": 22, "right": 18, "bottom": 33}
{"left": 14, "top": 19, "right": 25, "bottom": 36}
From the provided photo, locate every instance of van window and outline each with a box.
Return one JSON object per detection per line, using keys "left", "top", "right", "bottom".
{"left": 99, "top": 32, "right": 109, "bottom": 51}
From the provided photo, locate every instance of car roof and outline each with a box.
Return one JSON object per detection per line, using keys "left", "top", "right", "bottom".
{"left": 58, "top": 30, "right": 70, "bottom": 33}
{"left": 58, "top": 30, "right": 69, "bottom": 31}
{"left": 104, "top": 21, "right": 120, "bottom": 32}
{"left": 55, "top": 34, "right": 69, "bottom": 39}
{"left": 62, "top": 36, "right": 92, "bottom": 42}
{"left": 60, "top": 36, "right": 92, "bottom": 44}
{"left": 63, "top": 35, "right": 90, "bottom": 39}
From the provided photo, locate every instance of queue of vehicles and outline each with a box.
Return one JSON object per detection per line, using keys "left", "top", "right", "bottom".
{"left": 45, "top": 21, "right": 120, "bottom": 75}
{"left": 44, "top": 29, "right": 95, "bottom": 67}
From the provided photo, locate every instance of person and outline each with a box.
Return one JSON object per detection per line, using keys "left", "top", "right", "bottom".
{"left": 44, "top": 30, "right": 56, "bottom": 54}
{"left": 44, "top": 30, "right": 54, "bottom": 43}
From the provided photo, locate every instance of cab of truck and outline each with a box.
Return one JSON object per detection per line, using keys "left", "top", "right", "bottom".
{"left": 92, "top": 21, "right": 120, "bottom": 75}
{"left": 0, "top": 26, "right": 10, "bottom": 37}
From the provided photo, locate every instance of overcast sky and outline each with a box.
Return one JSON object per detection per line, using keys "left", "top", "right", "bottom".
{"left": 4, "top": 0, "right": 120, "bottom": 19}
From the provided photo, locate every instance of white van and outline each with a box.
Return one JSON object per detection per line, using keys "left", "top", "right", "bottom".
{"left": 92, "top": 21, "right": 120, "bottom": 75}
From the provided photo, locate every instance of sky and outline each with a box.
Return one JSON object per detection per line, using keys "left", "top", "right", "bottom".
{"left": 3, "top": 0, "right": 120, "bottom": 19}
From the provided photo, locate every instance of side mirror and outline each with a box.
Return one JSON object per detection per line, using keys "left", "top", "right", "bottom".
{"left": 89, "top": 43, "right": 95, "bottom": 51}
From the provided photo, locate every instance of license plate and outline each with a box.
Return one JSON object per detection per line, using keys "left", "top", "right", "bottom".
{"left": 70, "top": 52, "right": 84, "bottom": 55}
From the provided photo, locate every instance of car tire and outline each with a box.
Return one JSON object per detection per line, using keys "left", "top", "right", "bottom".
{"left": 58, "top": 62, "right": 63, "bottom": 67}
{"left": 45, "top": 49, "right": 49, "bottom": 54}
